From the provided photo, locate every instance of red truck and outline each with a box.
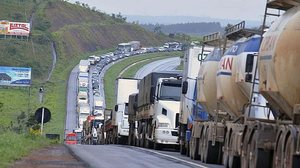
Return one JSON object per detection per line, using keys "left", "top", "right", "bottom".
{"left": 65, "top": 132, "right": 77, "bottom": 145}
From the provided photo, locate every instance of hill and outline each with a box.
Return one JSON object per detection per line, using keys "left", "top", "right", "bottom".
{"left": 44, "top": 1, "right": 168, "bottom": 59}
{"left": 0, "top": 0, "right": 169, "bottom": 134}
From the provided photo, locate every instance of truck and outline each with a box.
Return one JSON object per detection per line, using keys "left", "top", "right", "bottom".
{"left": 77, "top": 103, "right": 90, "bottom": 129}
{"left": 128, "top": 41, "right": 141, "bottom": 51}
{"left": 78, "top": 72, "right": 89, "bottom": 88}
{"left": 83, "top": 115, "right": 104, "bottom": 145}
{"left": 77, "top": 91, "right": 88, "bottom": 104}
{"left": 178, "top": 45, "right": 213, "bottom": 157}
{"left": 239, "top": 2, "right": 300, "bottom": 167}
{"left": 65, "top": 132, "right": 77, "bottom": 145}
{"left": 88, "top": 55, "right": 96, "bottom": 65}
{"left": 128, "top": 93, "right": 139, "bottom": 146}
{"left": 79, "top": 60, "right": 90, "bottom": 73}
{"left": 115, "top": 43, "right": 132, "bottom": 55}
{"left": 128, "top": 71, "right": 182, "bottom": 149}
{"left": 93, "top": 96, "right": 104, "bottom": 119}
{"left": 105, "top": 78, "right": 139, "bottom": 144}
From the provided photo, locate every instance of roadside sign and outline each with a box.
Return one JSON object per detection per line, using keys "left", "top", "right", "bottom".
{"left": 35, "top": 107, "right": 51, "bottom": 123}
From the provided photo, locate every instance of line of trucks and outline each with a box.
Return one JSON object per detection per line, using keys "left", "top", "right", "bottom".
{"left": 76, "top": 59, "right": 104, "bottom": 145}
{"left": 101, "top": 1, "right": 300, "bottom": 167}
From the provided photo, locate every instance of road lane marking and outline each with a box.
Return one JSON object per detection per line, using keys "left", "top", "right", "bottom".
{"left": 136, "top": 147, "right": 209, "bottom": 168}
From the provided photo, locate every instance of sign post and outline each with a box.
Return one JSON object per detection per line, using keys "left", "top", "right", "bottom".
{"left": 35, "top": 107, "right": 51, "bottom": 135}
{"left": 41, "top": 107, "right": 45, "bottom": 135}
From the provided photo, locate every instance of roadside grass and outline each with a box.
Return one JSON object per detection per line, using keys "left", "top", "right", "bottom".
{"left": 0, "top": 48, "right": 112, "bottom": 167}
{"left": 104, "top": 51, "right": 183, "bottom": 109}
{"left": 176, "top": 59, "right": 184, "bottom": 70}
{"left": 0, "top": 133, "right": 51, "bottom": 168}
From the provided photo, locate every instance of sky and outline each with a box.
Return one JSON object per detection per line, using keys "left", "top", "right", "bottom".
{"left": 68, "top": 0, "right": 267, "bottom": 22}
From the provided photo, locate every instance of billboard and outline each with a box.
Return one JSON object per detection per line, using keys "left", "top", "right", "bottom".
{"left": 0, "top": 20, "right": 9, "bottom": 35}
{"left": 0, "top": 20, "right": 30, "bottom": 37}
{"left": 0, "top": 66, "right": 31, "bottom": 86}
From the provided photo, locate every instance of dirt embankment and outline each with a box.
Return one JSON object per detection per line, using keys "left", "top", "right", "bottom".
{"left": 11, "top": 145, "right": 87, "bottom": 168}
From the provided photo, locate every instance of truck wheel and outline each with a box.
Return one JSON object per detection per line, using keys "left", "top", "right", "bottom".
{"left": 180, "top": 143, "right": 186, "bottom": 155}
{"left": 154, "top": 142, "right": 161, "bottom": 150}
{"left": 190, "top": 138, "right": 200, "bottom": 160}
{"left": 248, "top": 132, "right": 272, "bottom": 168}
{"left": 228, "top": 134, "right": 240, "bottom": 168}
{"left": 204, "top": 141, "right": 221, "bottom": 164}
{"left": 283, "top": 134, "right": 294, "bottom": 168}
{"left": 186, "top": 141, "right": 190, "bottom": 157}
{"left": 273, "top": 133, "right": 284, "bottom": 168}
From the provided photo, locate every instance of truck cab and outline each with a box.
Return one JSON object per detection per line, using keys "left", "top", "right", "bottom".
{"left": 115, "top": 103, "right": 130, "bottom": 138}
{"left": 152, "top": 78, "right": 182, "bottom": 145}
{"left": 65, "top": 132, "right": 77, "bottom": 145}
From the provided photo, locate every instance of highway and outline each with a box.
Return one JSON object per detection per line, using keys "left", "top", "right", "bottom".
{"left": 68, "top": 145, "right": 223, "bottom": 168}
{"left": 135, "top": 57, "right": 180, "bottom": 79}
{"left": 65, "top": 55, "right": 222, "bottom": 168}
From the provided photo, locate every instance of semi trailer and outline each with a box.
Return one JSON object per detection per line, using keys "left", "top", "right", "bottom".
{"left": 128, "top": 71, "right": 182, "bottom": 149}
{"left": 105, "top": 78, "right": 139, "bottom": 144}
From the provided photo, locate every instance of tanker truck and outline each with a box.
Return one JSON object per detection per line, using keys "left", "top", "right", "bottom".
{"left": 105, "top": 78, "right": 139, "bottom": 144}
{"left": 178, "top": 45, "right": 213, "bottom": 156}
{"left": 187, "top": 22, "right": 271, "bottom": 165}
{"left": 238, "top": 2, "right": 300, "bottom": 168}
{"left": 131, "top": 71, "right": 182, "bottom": 149}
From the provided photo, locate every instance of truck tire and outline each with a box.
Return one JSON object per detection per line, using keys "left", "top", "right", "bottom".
{"left": 273, "top": 133, "right": 284, "bottom": 168}
{"left": 248, "top": 132, "right": 272, "bottom": 168}
{"left": 154, "top": 142, "right": 161, "bottom": 150}
{"left": 283, "top": 135, "right": 294, "bottom": 168}
{"left": 205, "top": 141, "right": 221, "bottom": 164}
{"left": 180, "top": 143, "right": 186, "bottom": 155}
{"left": 190, "top": 138, "right": 200, "bottom": 160}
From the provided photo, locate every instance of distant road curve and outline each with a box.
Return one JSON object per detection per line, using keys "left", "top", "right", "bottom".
{"left": 135, "top": 57, "right": 180, "bottom": 79}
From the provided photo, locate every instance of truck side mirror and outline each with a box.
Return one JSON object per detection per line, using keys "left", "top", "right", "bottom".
{"left": 198, "top": 53, "right": 202, "bottom": 61}
{"left": 114, "top": 105, "right": 118, "bottom": 112}
{"left": 182, "top": 81, "right": 188, "bottom": 94}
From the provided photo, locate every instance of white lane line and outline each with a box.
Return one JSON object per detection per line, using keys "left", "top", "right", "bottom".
{"left": 136, "top": 147, "right": 209, "bottom": 168}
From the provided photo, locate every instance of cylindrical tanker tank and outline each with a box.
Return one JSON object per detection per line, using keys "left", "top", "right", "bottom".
{"left": 216, "top": 36, "right": 261, "bottom": 118}
{"left": 197, "top": 48, "right": 223, "bottom": 116}
{"left": 259, "top": 6, "right": 300, "bottom": 120}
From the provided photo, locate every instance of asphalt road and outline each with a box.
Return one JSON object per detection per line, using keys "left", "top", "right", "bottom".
{"left": 65, "top": 55, "right": 223, "bottom": 168}
{"left": 64, "top": 65, "right": 79, "bottom": 136}
{"left": 135, "top": 57, "right": 180, "bottom": 79}
{"left": 68, "top": 145, "right": 223, "bottom": 168}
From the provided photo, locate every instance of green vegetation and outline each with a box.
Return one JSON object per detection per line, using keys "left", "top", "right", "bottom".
{"left": 0, "top": 0, "right": 171, "bottom": 165}
{"left": 176, "top": 60, "right": 184, "bottom": 70}
{"left": 104, "top": 51, "right": 183, "bottom": 109}
{"left": 0, "top": 133, "right": 51, "bottom": 168}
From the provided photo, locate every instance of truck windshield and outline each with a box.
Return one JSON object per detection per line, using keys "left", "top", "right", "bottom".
{"left": 117, "top": 44, "right": 131, "bottom": 53}
{"left": 66, "top": 136, "right": 76, "bottom": 141}
{"left": 159, "top": 82, "right": 181, "bottom": 101}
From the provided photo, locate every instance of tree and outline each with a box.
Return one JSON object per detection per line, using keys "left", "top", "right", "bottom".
{"left": 154, "top": 24, "right": 162, "bottom": 34}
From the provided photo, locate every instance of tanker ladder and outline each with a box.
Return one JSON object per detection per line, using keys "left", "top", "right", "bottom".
{"left": 220, "top": 21, "right": 268, "bottom": 168}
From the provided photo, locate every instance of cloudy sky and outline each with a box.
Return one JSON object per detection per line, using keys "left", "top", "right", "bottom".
{"left": 69, "top": 0, "right": 266, "bottom": 21}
